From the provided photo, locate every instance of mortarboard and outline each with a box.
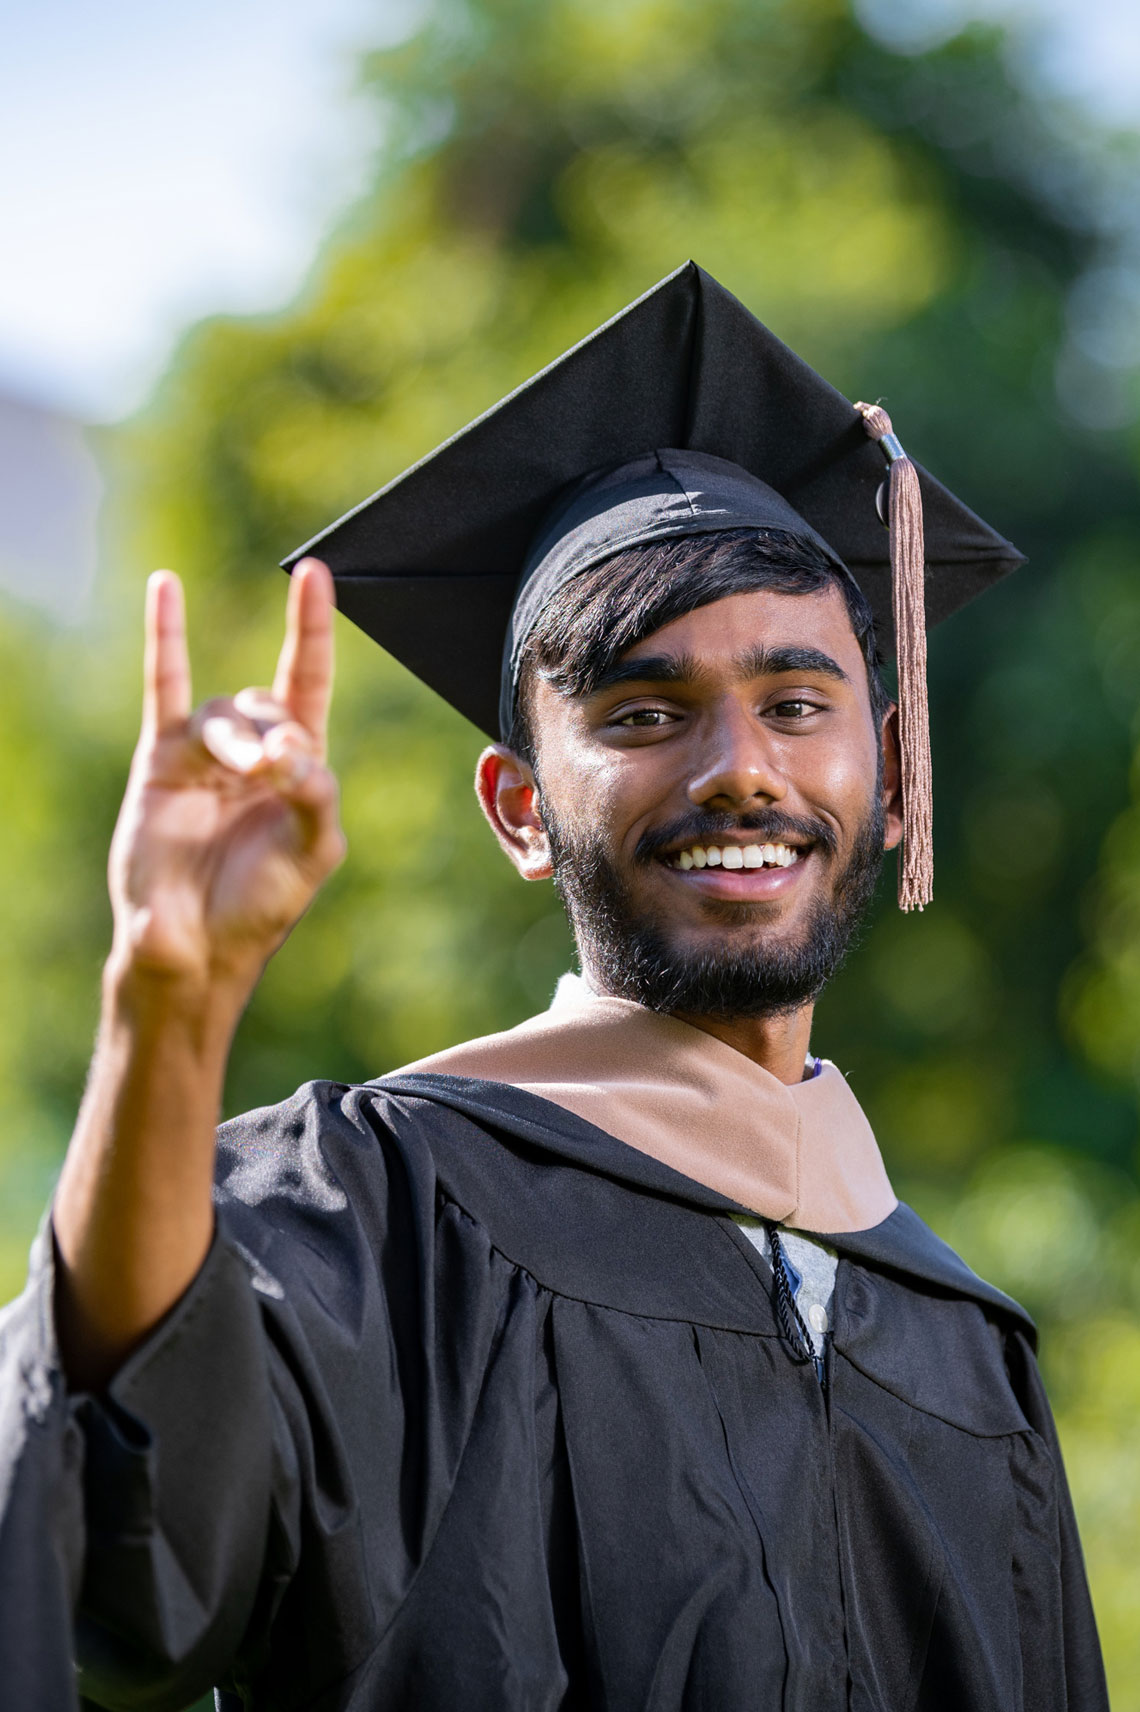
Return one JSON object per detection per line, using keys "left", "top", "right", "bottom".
{"left": 285, "top": 261, "right": 1025, "bottom": 909}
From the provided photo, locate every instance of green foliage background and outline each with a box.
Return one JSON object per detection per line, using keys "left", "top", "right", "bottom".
{"left": 4, "top": 0, "right": 1140, "bottom": 1698}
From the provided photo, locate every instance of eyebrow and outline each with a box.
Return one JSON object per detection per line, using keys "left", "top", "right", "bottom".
{"left": 591, "top": 644, "right": 851, "bottom": 696}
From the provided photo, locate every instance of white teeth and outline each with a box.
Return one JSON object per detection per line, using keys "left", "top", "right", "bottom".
{"left": 673, "top": 841, "right": 804, "bottom": 870}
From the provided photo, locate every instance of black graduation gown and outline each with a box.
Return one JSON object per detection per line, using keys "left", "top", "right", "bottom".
{"left": 0, "top": 1073, "right": 1108, "bottom": 1712}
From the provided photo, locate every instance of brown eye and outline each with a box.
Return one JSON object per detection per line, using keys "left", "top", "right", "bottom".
{"left": 617, "top": 708, "right": 670, "bottom": 727}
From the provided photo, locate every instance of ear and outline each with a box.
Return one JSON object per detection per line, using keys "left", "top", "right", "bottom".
{"left": 474, "top": 745, "right": 554, "bottom": 881}
{"left": 880, "top": 705, "right": 903, "bottom": 852}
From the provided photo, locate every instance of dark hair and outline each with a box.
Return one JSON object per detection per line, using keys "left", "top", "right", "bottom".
{"left": 509, "top": 527, "right": 889, "bottom": 763}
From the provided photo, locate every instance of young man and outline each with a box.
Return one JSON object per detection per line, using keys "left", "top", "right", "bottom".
{"left": 0, "top": 265, "right": 1106, "bottom": 1710}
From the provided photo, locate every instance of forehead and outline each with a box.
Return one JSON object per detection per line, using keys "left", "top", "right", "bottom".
{"left": 620, "top": 583, "right": 864, "bottom": 669}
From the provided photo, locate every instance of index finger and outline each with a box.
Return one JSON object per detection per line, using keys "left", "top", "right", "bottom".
{"left": 272, "top": 558, "right": 335, "bottom": 747}
{"left": 143, "top": 570, "right": 191, "bottom": 734}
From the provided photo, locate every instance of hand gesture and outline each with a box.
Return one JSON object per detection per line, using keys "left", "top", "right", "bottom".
{"left": 109, "top": 557, "right": 346, "bottom": 995}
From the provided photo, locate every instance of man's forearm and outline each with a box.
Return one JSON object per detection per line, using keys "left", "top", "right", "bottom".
{"left": 52, "top": 956, "right": 250, "bottom": 1392}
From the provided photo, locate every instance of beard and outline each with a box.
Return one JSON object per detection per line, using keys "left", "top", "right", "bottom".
{"left": 543, "top": 798, "right": 885, "bottom": 1021}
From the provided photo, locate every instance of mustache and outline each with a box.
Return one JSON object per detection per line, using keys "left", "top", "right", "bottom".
{"left": 634, "top": 808, "right": 838, "bottom": 866}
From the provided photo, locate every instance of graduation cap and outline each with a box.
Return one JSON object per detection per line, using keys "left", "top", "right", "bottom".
{"left": 285, "top": 261, "right": 1024, "bottom": 910}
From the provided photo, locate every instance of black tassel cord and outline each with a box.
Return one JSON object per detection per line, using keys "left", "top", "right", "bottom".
{"left": 767, "top": 1223, "right": 823, "bottom": 1382}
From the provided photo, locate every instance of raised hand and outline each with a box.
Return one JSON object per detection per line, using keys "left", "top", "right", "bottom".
{"left": 54, "top": 559, "right": 347, "bottom": 1385}
{"left": 109, "top": 557, "right": 346, "bottom": 994}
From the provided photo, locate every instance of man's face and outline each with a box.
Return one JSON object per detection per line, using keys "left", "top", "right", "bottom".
{"left": 523, "top": 585, "right": 900, "bottom": 1018}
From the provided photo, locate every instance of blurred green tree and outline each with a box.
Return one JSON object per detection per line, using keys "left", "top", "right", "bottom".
{"left": 4, "top": 0, "right": 1140, "bottom": 1698}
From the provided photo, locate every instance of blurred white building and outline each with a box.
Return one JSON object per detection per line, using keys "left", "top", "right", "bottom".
{"left": 0, "top": 392, "right": 102, "bottom": 622}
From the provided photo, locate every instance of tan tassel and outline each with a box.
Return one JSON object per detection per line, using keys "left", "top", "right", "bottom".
{"left": 854, "top": 401, "right": 933, "bottom": 911}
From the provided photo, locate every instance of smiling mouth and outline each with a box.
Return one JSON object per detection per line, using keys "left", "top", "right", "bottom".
{"left": 665, "top": 841, "right": 803, "bottom": 872}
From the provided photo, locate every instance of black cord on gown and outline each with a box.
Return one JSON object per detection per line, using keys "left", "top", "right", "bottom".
{"left": 766, "top": 1222, "right": 818, "bottom": 1373}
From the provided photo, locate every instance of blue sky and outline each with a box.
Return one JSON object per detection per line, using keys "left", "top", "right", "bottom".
{"left": 2, "top": 0, "right": 1137, "bottom": 424}
{"left": 0, "top": 0, "right": 413, "bottom": 420}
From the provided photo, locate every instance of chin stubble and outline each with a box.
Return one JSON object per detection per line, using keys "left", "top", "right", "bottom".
{"left": 543, "top": 801, "right": 886, "bottom": 1021}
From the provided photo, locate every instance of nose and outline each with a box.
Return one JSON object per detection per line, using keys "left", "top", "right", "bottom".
{"left": 686, "top": 700, "right": 788, "bottom": 812}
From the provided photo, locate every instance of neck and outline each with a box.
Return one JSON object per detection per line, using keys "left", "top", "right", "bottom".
{"left": 579, "top": 958, "right": 816, "bottom": 1085}
{"left": 671, "top": 1006, "right": 816, "bottom": 1085}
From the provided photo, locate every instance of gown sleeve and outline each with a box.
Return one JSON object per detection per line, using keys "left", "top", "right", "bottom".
{"left": 0, "top": 1212, "right": 273, "bottom": 1705}
{"left": 0, "top": 1215, "right": 280, "bottom": 1712}
{"left": 0, "top": 1080, "right": 464, "bottom": 1712}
